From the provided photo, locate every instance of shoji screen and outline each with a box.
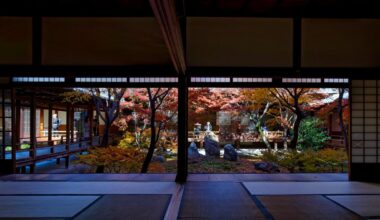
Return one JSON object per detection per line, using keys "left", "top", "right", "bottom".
{"left": 351, "top": 80, "right": 380, "bottom": 180}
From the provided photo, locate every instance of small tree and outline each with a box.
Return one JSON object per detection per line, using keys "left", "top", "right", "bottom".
{"left": 297, "top": 117, "right": 330, "bottom": 151}
{"left": 337, "top": 88, "right": 349, "bottom": 152}
{"left": 268, "top": 88, "right": 328, "bottom": 149}
{"left": 89, "top": 88, "right": 126, "bottom": 147}
{"left": 121, "top": 88, "right": 178, "bottom": 173}
{"left": 141, "top": 88, "right": 176, "bottom": 173}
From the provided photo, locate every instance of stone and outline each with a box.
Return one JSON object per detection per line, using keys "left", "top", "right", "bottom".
{"left": 254, "top": 162, "right": 280, "bottom": 173}
{"left": 188, "top": 142, "right": 201, "bottom": 159}
{"left": 152, "top": 155, "right": 166, "bottom": 163}
{"left": 206, "top": 131, "right": 219, "bottom": 142}
{"left": 204, "top": 136, "right": 220, "bottom": 157}
{"left": 223, "top": 144, "right": 238, "bottom": 161}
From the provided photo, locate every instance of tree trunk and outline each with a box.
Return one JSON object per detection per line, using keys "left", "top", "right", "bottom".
{"left": 100, "top": 123, "right": 110, "bottom": 147}
{"left": 289, "top": 113, "right": 302, "bottom": 149}
{"left": 96, "top": 165, "right": 105, "bottom": 173}
{"left": 141, "top": 109, "right": 156, "bottom": 173}
{"left": 337, "top": 89, "right": 349, "bottom": 152}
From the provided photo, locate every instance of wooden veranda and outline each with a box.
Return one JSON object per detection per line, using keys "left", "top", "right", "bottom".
{"left": 0, "top": 88, "right": 106, "bottom": 173}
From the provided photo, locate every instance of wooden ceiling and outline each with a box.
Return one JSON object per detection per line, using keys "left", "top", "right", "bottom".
{"left": 186, "top": 0, "right": 380, "bottom": 17}
{"left": 1, "top": 0, "right": 380, "bottom": 18}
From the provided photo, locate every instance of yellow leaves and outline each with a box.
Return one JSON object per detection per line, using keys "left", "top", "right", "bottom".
{"left": 77, "top": 147, "right": 150, "bottom": 173}
{"left": 60, "top": 91, "right": 92, "bottom": 104}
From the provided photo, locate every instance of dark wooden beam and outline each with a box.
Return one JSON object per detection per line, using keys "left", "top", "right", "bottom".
{"left": 150, "top": 0, "right": 186, "bottom": 74}
{"left": 32, "top": 16, "right": 42, "bottom": 65}
{"left": 0, "top": 0, "right": 155, "bottom": 17}
{"left": 65, "top": 104, "right": 71, "bottom": 168}
{"left": 0, "top": 65, "right": 177, "bottom": 77}
{"left": 48, "top": 103, "right": 53, "bottom": 146}
{"left": 293, "top": 17, "right": 302, "bottom": 71}
{"left": 70, "top": 106, "right": 74, "bottom": 143}
{"left": 11, "top": 89, "right": 17, "bottom": 173}
{"left": 29, "top": 92, "right": 36, "bottom": 173}
{"left": 15, "top": 100, "right": 21, "bottom": 147}
{"left": 176, "top": 73, "right": 188, "bottom": 182}
{"left": 88, "top": 105, "right": 94, "bottom": 146}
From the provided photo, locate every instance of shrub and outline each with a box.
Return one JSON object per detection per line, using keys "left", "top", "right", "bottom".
{"left": 118, "top": 131, "right": 151, "bottom": 149}
{"left": 258, "top": 148, "right": 347, "bottom": 173}
{"left": 77, "top": 146, "right": 165, "bottom": 173}
{"left": 5, "top": 144, "right": 30, "bottom": 152}
{"left": 297, "top": 117, "right": 330, "bottom": 150}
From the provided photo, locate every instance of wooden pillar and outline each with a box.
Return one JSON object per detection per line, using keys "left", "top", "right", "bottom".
{"left": 176, "top": 74, "right": 188, "bottom": 182}
{"left": 65, "top": 104, "right": 70, "bottom": 168}
{"left": 70, "top": 107, "right": 75, "bottom": 143}
{"left": 29, "top": 92, "right": 36, "bottom": 173}
{"left": 88, "top": 105, "right": 93, "bottom": 146}
{"left": 15, "top": 100, "right": 21, "bottom": 147}
{"left": 48, "top": 104, "right": 53, "bottom": 152}
{"left": 11, "top": 89, "right": 17, "bottom": 173}
{"left": 0, "top": 89, "right": 5, "bottom": 159}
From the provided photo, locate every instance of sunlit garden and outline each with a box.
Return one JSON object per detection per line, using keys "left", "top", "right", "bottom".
{"left": 186, "top": 88, "right": 349, "bottom": 174}
{"left": 14, "top": 87, "right": 348, "bottom": 174}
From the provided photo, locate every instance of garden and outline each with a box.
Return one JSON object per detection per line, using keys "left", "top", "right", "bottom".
{"left": 59, "top": 87, "right": 349, "bottom": 174}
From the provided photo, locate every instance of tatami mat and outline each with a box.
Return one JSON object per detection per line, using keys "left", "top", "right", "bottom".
{"left": 257, "top": 195, "right": 361, "bottom": 220}
{"left": 74, "top": 195, "right": 170, "bottom": 220}
{"left": 0, "top": 196, "right": 98, "bottom": 218}
{"left": 0, "top": 182, "right": 177, "bottom": 195}
{"left": 243, "top": 181, "right": 380, "bottom": 195}
{"left": 327, "top": 195, "right": 380, "bottom": 218}
{"left": 178, "top": 182, "right": 265, "bottom": 219}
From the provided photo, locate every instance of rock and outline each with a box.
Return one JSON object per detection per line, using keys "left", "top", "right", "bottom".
{"left": 204, "top": 136, "right": 220, "bottom": 157}
{"left": 188, "top": 142, "right": 201, "bottom": 159}
{"left": 223, "top": 144, "right": 238, "bottom": 161}
{"left": 152, "top": 155, "right": 166, "bottom": 163}
{"left": 254, "top": 162, "right": 280, "bottom": 173}
{"left": 206, "top": 131, "right": 219, "bottom": 142}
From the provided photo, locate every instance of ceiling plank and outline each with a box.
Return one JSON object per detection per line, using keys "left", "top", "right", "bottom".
{"left": 150, "top": 0, "right": 186, "bottom": 74}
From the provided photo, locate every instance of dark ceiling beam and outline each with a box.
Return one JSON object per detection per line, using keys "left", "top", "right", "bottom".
{"left": 149, "top": 0, "right": 186, "bottom": 74}
{"left": 0, "top": 0, "right": 155, "bottom": 17}
{"left": 185, "top": 0, "right": 380, "bottom": 18}
{"left": 0, "top": 65, "right": 177, "bottom": 77}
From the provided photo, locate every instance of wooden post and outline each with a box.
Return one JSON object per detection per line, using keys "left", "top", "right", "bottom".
{"left": 15, "top": 100, "right": 21, "bottom": 148}
{"left": 11, "top": 89, "right": 17, "bottom": 173}
{"left": 88, "top": 105, "right": 93, "bottom": 146}
{"left": 176, "top": 74, "right": 188, "bottom": 182}
{"left": 29, "top": 92, "right": 36, "bottom": 173}
{"left": 70, "top": 107, "right": 75, "bottom": 143}
{"left": 65, "top": 104, "right": 70, "bottom": 168}
{"left": 48, "top": 104, "right": 53, "bottom": 154}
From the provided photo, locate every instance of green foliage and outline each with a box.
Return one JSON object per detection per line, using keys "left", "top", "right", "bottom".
{"left": 297, "top": 117, "right": 330, "bottom": 150}
{"left": 5, "top": 144, "right": 30, "bottom": 152}
{"left": 259, "top": 148, "right": 348, "bottom": 173}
